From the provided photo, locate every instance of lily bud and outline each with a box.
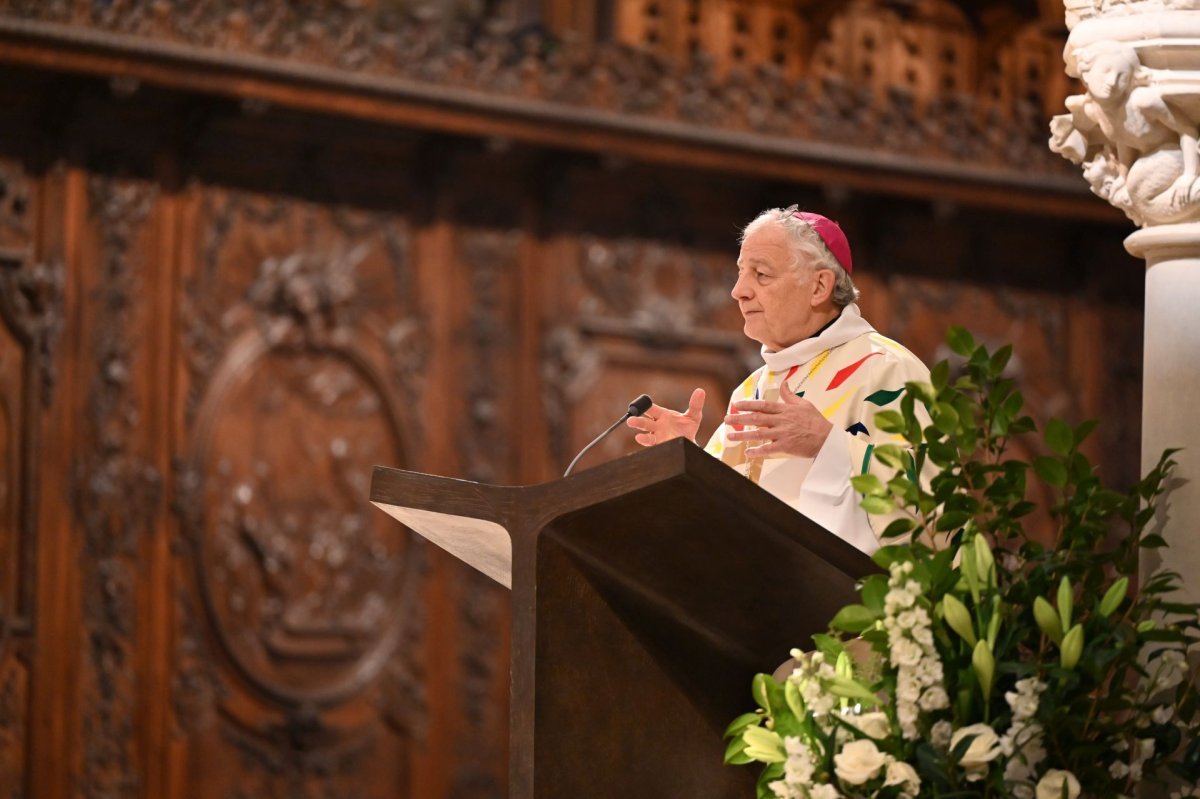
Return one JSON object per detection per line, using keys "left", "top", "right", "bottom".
{"left": 974, "top": 536, "right": 996, "bottom": 588}
{"left": 741, "top": 726, "right": 786, "bottom": 763}
{"left": 1099, "top": 577, "right": 1129, "bottom": 618}
{"left": 973, "top": 639, "right": 995, "bottom": 699}
{"left": 785, "top": 679, "right": 805, "bottom": 718}
{"left": 942, "top": 594, "right": 977, "bottom": 646}
{"left": 1034, "top": 596, "right": 1064, "bottom": 644}
{"left": 1061, "top": 624, "right": 1084, "bottom": 670}
{"left": 836, "top": 650, "right": 853, "bottom": 680}
{"left": 960, "top": 539, "right": 981, "bottom": 603}
{"left": 752, "top": 673, "right": 773, "bottom": 710}
{"left": 987, "top": 595, "right": 1002, "bottom": 650}
{"left": 1057, "top": 576, "right": 1074, "bottom": 631}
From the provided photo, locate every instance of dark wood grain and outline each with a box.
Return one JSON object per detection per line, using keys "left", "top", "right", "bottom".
{"left": 372, "top": 438, "right": 876, "bottom": 799}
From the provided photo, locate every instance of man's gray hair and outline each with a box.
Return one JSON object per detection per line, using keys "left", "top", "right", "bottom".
{"left": 741, "top": 208, "right": 860, "bottom": 308}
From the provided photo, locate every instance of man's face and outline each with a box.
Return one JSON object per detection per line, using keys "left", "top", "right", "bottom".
{"left": 732, "top": 223, "right": 821, "bottom": 351}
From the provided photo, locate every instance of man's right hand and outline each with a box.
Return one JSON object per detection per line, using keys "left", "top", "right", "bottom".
{"left": 626, "top": 388, "right": 705, "bottom": 447}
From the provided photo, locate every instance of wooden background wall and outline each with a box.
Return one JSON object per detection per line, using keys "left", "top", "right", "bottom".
{"left": 0, "top": 1, "right": 1144, "bottom": 797}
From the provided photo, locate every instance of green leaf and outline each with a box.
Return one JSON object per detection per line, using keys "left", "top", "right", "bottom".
{"left": 861, "top": 496, "right": 896, "bottom": 515}
{"left": 989, "top": 344, "right": 1012, "bottom": 375}
{"left": 830, "top": 604, "right": 878, "bottom": 634}
{"left": 873, "top": 444, "right": 905, "bottom": 468}
{"left": 784, "top": 679, "right": 805, "bottom": 719}
{"left": 926, "top": 439, "right": 957, "bottom": 466}
{"left": 887, "top": 476, "right": 918, "bottom": 504}
{"left": 947, "top": 326, "right": 975, "bottom": 357}
{"left": 991, "top": 411, "right": 1011, "bottom": 437}
{"left": 936, "top": 511, "right": 971, "bottom": 532}
{"left": 1033, "top": 456, "right": 1068, "bottom": 487}
{"left": 906, "top": 381, "right": 935, "bottom": 406}
{"left": 860, "top": 574, "right": 889, "bottom": 612}
{"left": 933, "top": 402, "right": 959, "bottom": 435}
{"left": 827, "top": 675, "right": 880, "bottom": 706}
{"left": 724, "top": 734, "right": 755, "bottom": 765}
{"left": 756, "top": 763, "right": 786, "bottom": 799}
{"left": 1010, "top": 415, "right": 1036, "bottom": 434}
{"left": 931, "top": 360, "right": 950, "bottom": 391}
{"left": 860, "top": 628, "right": 888, "bottom": 646}
{"left": 945, "top": 493, "right": 980, "bottom": 513}
{"left": 1099, "top": 577, "right": 1129, "bottom": 617}
{"left": 1074, "top": 419, "right": 1099, "bottom": 445}
{"left": 1002, "top": 391, "right": 1024, "bottom": 418}
{"left": 874, "top": 410, "right": 905, "bottom": 434}
{"left": 916, "top": 742, "right": 954, "bottom": 790}
{"left": 851, "top": 474, "right": 887, "bottom": 497}
{"left": 1045, "top": 418, "right": 1073, "bottom": 456}
{"left": 871, "top": 546, "right": 903, "bottom": 570}
{"left": 881, "top": 518, "right": 915, "bottom": 540}
{"left": 752, "top": 673, "right": 773, "bottom": 711}
{"left": 724, "top": 712, "right": 762, "bottom": 739}
{"left": 811, "top": 634, "right": 846, "bottom": 664}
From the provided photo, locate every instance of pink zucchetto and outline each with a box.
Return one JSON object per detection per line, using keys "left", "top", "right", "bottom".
{"left": 793, "top": 211, "right": 853, "bottom": 274}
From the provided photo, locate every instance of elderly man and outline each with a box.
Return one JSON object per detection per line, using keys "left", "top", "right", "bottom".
{"left": 627, "top": 206, "right": 930, "bottom": 555}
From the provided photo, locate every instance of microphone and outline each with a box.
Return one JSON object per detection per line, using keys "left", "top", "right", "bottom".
{"left": 563, "top": 394, "right": 653, "bottom": 477}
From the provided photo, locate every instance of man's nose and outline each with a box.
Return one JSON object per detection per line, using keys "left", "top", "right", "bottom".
{"left": 731, "top": 273, "right": 751, "bottom": 300}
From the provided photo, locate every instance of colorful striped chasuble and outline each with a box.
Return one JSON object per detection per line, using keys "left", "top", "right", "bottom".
{"left": 703, "top": 304, "right": 931, "bottom": 555}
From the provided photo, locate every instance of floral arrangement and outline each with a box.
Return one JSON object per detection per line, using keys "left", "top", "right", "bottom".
{"left": 724, "top": 329, "right": 1200, "bottom": 798}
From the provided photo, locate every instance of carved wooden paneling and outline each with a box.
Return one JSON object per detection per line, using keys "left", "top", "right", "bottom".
{"left": 0, "top": 156, "right": 63, "bottom": 799}
{"left": 544, "top": 231, "right": 759, "bottom": 472}
{"left": 446, "top": 221, "right": 522, "bottom": 799}
{"left": 69, "top": 175, "right": 162, "bottom": 799}
{"left": 171, "top": 188, "right": 426, "bottom": 798}
{"left": 815, "top": 1, "right": 973, "bottom": 103}
{"left": 0, "top": 161, "right": 30, "bottom": 799}
{"left": 458, "top": 228, "right": 521, "bottom": 485}
{"left": 0, "top": 0, "right": 1078, "bottom": 180}
{"left": 615, "top": 0, "right": 814, "bottom": 81}
{"left": 982, "top": 21, "right": 1074, "bottom": 128}
{"left": 564, "top": 335, "right": 748, "bottom": 466}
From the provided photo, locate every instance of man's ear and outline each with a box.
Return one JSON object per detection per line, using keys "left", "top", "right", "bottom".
{"left": 810, "top": 268, "right": 836, "bottom": 306}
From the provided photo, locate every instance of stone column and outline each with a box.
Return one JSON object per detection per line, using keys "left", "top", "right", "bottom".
{"left": 1051, "top": 1, "right": 1200, "bottom": 607}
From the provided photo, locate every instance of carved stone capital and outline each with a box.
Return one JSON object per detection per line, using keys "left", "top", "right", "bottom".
{"left": 1053, "top": 5, "right": 1200, "bottom": 226}
{"left": 1056, "top": 11, "right": 1200, "bottom": 769}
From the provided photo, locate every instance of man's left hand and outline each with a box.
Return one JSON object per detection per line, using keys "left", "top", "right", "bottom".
{"left": 725, "top": 388, "right": 833, "bottom": 458}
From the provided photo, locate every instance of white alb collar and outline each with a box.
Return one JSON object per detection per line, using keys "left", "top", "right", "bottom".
{"left": 760, "top": 303, "right": 875, "bottom": 372}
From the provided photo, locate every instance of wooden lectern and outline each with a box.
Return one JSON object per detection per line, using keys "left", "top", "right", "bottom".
{"left": 370, "top": 438, "right": 876, "bottom": 799}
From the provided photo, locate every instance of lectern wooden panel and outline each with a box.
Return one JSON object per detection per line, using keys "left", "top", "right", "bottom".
{"left": 371, "top": 439, "right": 877, "bottom": 799}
